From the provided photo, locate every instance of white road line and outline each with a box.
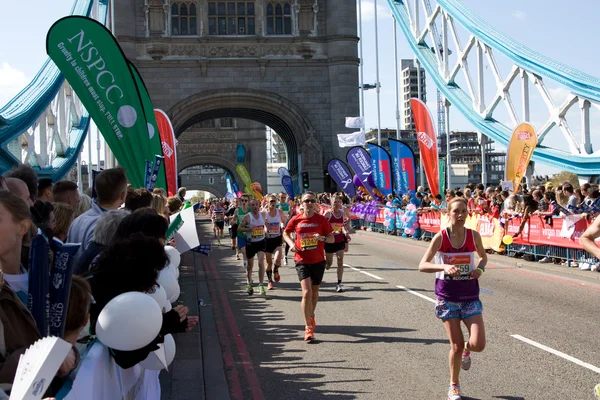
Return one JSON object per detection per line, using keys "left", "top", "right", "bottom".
{"left": 395, "top": 285, "right": 437, "bottom": 304}
{"left": 511, "top": 334, "right": 600, "bottom": 374}
{"left": 345, "top": 264, "right": 384, "bottom": 280}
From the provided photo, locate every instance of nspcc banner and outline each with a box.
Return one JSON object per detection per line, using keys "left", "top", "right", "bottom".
{"left": 388, "top": 139, "right": 416, "bottom": 195}
{"left": 155, "top": 109, "right": 178, "bottom": 196}
{"left": 367, "top": 143, "right": 393, "bottom": 197}
{"left": 327, "top": 159, "right": 356, "bottom": 197}
{"left": 129, "top": 63, "right": 166, "bottom": 190}
{"left": 410, "top": 98, "right": 440, "bottom": 196}
{"left": 505, "top": 123, "right": 537, "bottom": 192}
{"left": 47, "top": 16, "right": 152, "bottom": 187}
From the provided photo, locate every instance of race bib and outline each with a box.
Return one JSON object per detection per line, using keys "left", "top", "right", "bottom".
{"left": 299, "top": 235, "right": 319, "bottom": 251}
{"left": 331, "top": 223, "right": 343, "bottom": 234}
{"left": 252, "top": 226, "right": 265, "bottom": 238}
{"left": 215, "top": 214, "right": 224, "bottom": 221}
{"left": 443, "top": 254, "right": 474, "bottom": 280}
{"left": 267, "top": 223, "right": 281, "bottom": 236}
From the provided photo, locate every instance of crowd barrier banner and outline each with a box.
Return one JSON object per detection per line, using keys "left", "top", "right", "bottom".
{"left": 504, "top": 215, "right": 590, "bottom": 250}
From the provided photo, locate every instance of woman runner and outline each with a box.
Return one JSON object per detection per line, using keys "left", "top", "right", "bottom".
{"left": 323, "top": 195, "right": 351, "bottom": 292}
{"left": 419, "top": 197, "right": 487, "bottom": 400}
{"left": 211, "top": 201, "right": 226, "bottom": 245}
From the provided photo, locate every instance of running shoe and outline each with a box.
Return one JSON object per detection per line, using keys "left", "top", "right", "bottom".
{"left": 284, "top": 258, "right": 288, "bottom": 266}
{"left": 336, "top": 284, "right": 344, "bottom": 293}
{"left": 304, "top": 326, "right": 315, "bottom": 341}
{"left": 461, "top": 350, "right": 471, "bottom": 371}
{"left": 236, "top": 254, "right": 240, "bottom": 260}
{"left": 274, "top": 268, "right": 281, "bottom": 282}
{"left": 447, "top": 383, "right": 461, "bottom": 400}
{"left": 217, "top": 239, "right": 221, "bottom": 246}
{"left": 247, "top": 284, "right": 254, "bottom": 296}
{"left": 310, "top": 315, "right": 316, "bottom": 330}
{"left": 259, "top": 285, "right": 266, "bottom": 296}
{"left": 267, "top": 281, "right": 274, "bottom": 290}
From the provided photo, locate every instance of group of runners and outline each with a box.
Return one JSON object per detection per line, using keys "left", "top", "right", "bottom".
{"left": 206, "top": 190, "right": 600, "bottom": 400}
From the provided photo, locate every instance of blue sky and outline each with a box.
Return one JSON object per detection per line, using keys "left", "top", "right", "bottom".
{"left": 1, "top": 0, "right": 598, "bottom": 176}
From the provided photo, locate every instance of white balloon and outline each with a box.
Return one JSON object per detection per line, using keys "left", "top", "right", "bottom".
{"left": 146, "top": 284, "right": 167, "bottom": 308}
{"left": 167, "top": 282, "right": 181, "bottom": 303}
{"left": 139, "top": 334, "right": 176, "bottom": 370}
{"left": 174, "top": 267, "right": 180, "bottom": 280}
{"left": 96, "top": 292, "right": 162, "bottom": 351}
{"left": 158, "top": 269, "right": 178, "bottom": 301}
{"left": 163, "top": 301, "right": 172, "bottom": 312}
{"left": 164, "top": 264, "right": 177, "bottom": 280}
{"left": 164, "top": 246, "right": 181, "bottom": 268}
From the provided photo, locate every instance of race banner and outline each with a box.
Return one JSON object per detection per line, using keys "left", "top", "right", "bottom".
{"left": 236, "top": 164, "right": 253, "bottom": 195}
{"left": 277, "top": 167, "right": 291, "bottom": 178}
{"left": 231, "top": 180, "right": 240, "bottom": 196}
{"left": 225, "top": 173, "right": 234, "bottom": 195}
{"left": 47, "top": 16, "right": 155, "bottom": 187}
{"left": 505, "top": 123, "right": 537, "bottom": 192}
{"left": 154, "top": 109, "right": 178, "bottom": 196}
{"left": 281, "top": 175, "right": 295, "bottom": 199}
{"left": 129, "top": 63, "right": 166, "bottom": 190}
{"left": 28, "top": 232, "right": 51, "bottom": 336}
{"left": 367, "top": 143, "right": 393, "bottom": 197}
{"left": 388, "top": 139, "right": 416, "bottom": 195}
{"left": 48, "top": 240, "right": 79, "bottom": 338}
{"left": 327, "top": 159, "right": 356, "bottom": 198}
{"left": 346, "top": 147, "right": 382, "bottom": 199}
{"left": 410, "top": 98, "right": 440, "bottom": 196}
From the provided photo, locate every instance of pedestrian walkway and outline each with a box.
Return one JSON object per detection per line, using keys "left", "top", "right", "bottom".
{"left": 159, "top": 221, "right": 230, "bottom": 400}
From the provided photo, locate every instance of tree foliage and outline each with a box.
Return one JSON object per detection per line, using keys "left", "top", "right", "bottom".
{"left": 550, "top": 171, "right": 580, "bottom": 188}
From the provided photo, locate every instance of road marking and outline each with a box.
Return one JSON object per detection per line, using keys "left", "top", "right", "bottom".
{"left": 511, "top": 334, "right": 600, "bottom": 374}
{"left": 345, "top": 264, "right": 384, "bottom": 280}
{"left": 395, "top": 285, "right": 437, "bottom": 304}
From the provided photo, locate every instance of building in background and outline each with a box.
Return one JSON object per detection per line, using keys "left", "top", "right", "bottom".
{"left": 401, "top": 59, "right": 427, "bottom": 131}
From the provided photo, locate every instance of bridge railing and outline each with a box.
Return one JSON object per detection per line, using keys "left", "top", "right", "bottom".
{"left": 0, "top": 0, "right": 108, "bottom": 181}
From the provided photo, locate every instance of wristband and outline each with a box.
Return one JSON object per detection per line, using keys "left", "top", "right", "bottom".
{"left": 477, "top": 267, "right": 485, "bottom": 274}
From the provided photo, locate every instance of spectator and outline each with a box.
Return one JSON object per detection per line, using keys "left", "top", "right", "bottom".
{"left": 111, "top": 208, "right": 169, "bottom": 245}
{"left": 153, "top": 188, "right": 167, "bottom": 197}
{"left": 68, "top": 168, "right": 128, "bottom": 257}
{"left": 32, "top": 200, "right": 56, "bottom": 235}
{"left": 53, "top": 181, "right": 80, "bottom": 209}
{"left": 4, "top": 164, "right": 37, "bottom": 203}
{"left": 124, "top": 188, "right": 153, "bottom": 212}
{"left": 73, "top": 209, "right": 129, "bottom": 276}
{"left": 37, "top": 178, "right": 54, "bottom": 202}
{"left": 151, "top": 193, "right": 170, "bottom": 219}
{"left": 167, "top": 196, "right": 183, "bottom": 215}
{"left": 64, "top": 276, "right": 92, "bottom": 346}
{"left": 562, "top": 184, "right": 578, "bottom": 208}
{"left": 532, "top": 189, "right": 548, "bottom": 213}
{"left": 5, "top": 178, "right": 33, "bottom": 207}
{"left": 177, "top": 187, "right": 187, "bottom": 203}
{"left": 87, "top": 234, "right": 197, "bottom": 369}
{"left": 74, "top": 193, "right": 92, "bottom": 218}
{"left": 514, "top": 194, "right": 538, "bottom": 238}
{"left": 52, "top": 203, "right": 75, "bottom": 242}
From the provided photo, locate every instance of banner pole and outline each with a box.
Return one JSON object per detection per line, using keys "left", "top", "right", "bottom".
{"left": 87, "top": 121, "right": 93, "bottom": 189}
{"left": 358, "top": 0, "right": 365, "bottom": 126}
{"left": 374, "top": 0, "right": 382, "bottom": 146}
{"left": 445, "top": 99, "right": 452, "bottom": 191}
{"left": 393, "top": 15, "right": 400, "bottom": 140}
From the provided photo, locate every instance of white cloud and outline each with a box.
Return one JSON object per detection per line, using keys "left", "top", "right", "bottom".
{"left": 359, "top": 0, "right": 392, "bottom": 22}
{"left": 547, "top": 86, "right": 571, "bottom": 102}
{"left": 0, "top": 63, "right": 29, "bottom": 108}
{"left": 512, "top": 10, "right": 527, "bottom": 20}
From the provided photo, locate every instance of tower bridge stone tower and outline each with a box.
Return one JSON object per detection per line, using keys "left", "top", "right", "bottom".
{"left": 114, "top": 0, "right": 359, "bottom": 192}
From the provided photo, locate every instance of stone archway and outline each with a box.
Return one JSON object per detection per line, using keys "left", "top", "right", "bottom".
{"left": 178, "top": 155, "right": 239, "bottom": 196}
{"left": 185, "top": 184, "right": 225, "bottom": 198}
{"left": 168, "top": 88, "right": 324, "bottom": 189}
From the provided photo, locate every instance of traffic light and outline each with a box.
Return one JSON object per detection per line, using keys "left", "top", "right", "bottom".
{"left": 301, "top": 171, "right": 309, "bottom": 189}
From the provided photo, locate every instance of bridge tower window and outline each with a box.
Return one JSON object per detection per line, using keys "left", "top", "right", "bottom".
{"left": 208, "top": 1, "right": 256, "bottom": 35}
{"left": 171, "top": 2, "right": 198, "bottom": 35}
{"left": 266, "top": 2, "right": 292, "bottom": 35}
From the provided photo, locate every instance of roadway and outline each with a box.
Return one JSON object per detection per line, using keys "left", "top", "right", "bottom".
{"left": 194, "top": 218, "right": 600, "bottom": 400}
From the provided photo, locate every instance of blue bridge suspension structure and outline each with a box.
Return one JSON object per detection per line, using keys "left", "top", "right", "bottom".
{"left": 1, "top": 0, "right": 600, "bottom": 181}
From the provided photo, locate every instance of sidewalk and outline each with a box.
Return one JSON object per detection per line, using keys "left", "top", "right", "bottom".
{"left": 159, "top": 221, "right": 231, "bottom": 400}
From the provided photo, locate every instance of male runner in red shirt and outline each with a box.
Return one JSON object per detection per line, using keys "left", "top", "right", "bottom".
{"left": 283, "top": 191, "right": 334, "bottom": 341}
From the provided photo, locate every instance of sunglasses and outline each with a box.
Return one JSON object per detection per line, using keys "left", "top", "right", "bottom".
{"left": 240, "top": 200, "right": 248, "bottom": 203}
{"left": 303, "top": 199, "right": 316, "bottom": 203}
{"left": 269, "top": 200, "right": 277, "bottom": 203}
